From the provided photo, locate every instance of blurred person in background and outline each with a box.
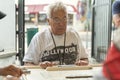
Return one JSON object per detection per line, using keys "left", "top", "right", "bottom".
{"left": 102, "top": 0, "right": 120, "bottom": 80}
{"left": 111, "top": 0, "right": 120, "bottom": 41}
{"left": 94, "top": 0, "right": 120, "bottom": 80}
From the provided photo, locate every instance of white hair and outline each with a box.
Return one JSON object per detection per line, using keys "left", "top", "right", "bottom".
{"left": 47, "top": 1, "right": 67, "bottom": 18}
{"left": 113, "top": 28, "right": 120, "bottom": 50}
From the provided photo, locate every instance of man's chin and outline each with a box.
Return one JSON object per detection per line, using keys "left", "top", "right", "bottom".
{"left": 55, "top": 31, "right": 65, "bottom": 35}
{"left": 55, "top": 32, "right": 65, "bottom": 35}
{"left": 56, "top": 33, "right": 64, "bottom": 35}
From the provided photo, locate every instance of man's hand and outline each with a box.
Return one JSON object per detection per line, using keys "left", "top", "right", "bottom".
{"left": 1, "top": 65, "right": 23, "bottom": 77}
{"left": 75, "top": 59, "right": 89, "bottom": 66}
{"left": 39, "top": 61, "right": 56, "bottom": 69}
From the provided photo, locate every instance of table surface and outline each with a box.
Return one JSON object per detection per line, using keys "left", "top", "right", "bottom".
{"left": 21, "top": 65, "right": 102, "bottom": 80}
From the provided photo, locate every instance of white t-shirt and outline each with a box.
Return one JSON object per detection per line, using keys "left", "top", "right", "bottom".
{"left": 23, "top": 27, "right": 88, "bottom": 65}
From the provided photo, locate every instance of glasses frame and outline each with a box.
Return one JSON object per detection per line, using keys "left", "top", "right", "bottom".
{"left": 51, "top": 17, "right": 67, "bottom": 23}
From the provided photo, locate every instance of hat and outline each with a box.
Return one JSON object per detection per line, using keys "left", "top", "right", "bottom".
{"left": 0, "top": 11, "right": 6, "bottom": 19}
{"left": 112, "top": 0, "right": 120, "bottom": 15}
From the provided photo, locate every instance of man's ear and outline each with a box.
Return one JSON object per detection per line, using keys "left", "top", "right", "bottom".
{"left": 47, "top": 18, "right": 50, "bottom": 25}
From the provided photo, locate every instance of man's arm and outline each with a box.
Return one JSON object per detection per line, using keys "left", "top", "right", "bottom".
{"left": 24, "top": 61, "right": 56, "bottom": 69}
{"left": 80, "top": 58, "right": 89, "bottom": 61}
{"left": 24, "top": 62, "right": 37, "bottom": 66}
{"left": 75, "top": 58, "right": 89, "bottom": 66}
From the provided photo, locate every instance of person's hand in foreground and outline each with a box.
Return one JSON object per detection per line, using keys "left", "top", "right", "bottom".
{"left": 0, "top": 65, "right": 23, "bottom": 77}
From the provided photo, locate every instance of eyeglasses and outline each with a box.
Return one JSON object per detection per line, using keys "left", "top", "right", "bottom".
{"left": 51, "top": 17, "right": 67, "bottom": 23}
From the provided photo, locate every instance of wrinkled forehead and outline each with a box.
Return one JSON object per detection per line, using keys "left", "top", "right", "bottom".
{"left": 51, "top": 9, "right": 67, "bottom": 18}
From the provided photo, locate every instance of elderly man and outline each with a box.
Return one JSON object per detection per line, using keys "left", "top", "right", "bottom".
{"left": 23, "top": 1, "right": 88, "bottom": 69}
